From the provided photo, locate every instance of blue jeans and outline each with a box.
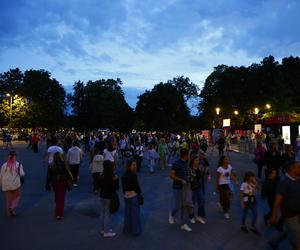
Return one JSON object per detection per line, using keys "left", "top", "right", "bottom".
{"left": 123, "top": 196, "right": 141, "bottom": 235}
{"left": 242, "top": 202, "right": 257, "bottom": 227}
{"left": 192, "top": 189, "right": 206, "bottom": 218}
{"left": 171, "top": 189, "right": 188, "bottom": 225}
{"left": 100, "top": 198, "right": 111, "bottom": 233}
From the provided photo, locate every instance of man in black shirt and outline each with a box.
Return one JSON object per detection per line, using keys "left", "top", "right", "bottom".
{"left": 169, "top": 149, "right": 191, "bottom": 232}
{"left": 270, "top": 160, "right": 300, "bottom": 250}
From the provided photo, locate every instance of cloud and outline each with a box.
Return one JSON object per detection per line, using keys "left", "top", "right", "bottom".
{"left": 0, "top": 0, "right": 299, "bottom": 94}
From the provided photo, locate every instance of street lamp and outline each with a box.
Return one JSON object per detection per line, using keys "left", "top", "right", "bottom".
{"left": 6, "top": 93, "right": 18, "bottom": 127}
{"left": 234, "top": 110, "right": 239, "bottom": 115}
{"left": 216, "top": 107, "right": 220, "bottom": 115}
{"left": 266, "top": 104, "right": 271, "bottom": 109}
{"left": 254, "top": 107, "right": 259, "bottom": 115}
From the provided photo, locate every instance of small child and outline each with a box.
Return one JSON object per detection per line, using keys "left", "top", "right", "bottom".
{"left": 240, "top": 171, "right": 260, "bottom": 234}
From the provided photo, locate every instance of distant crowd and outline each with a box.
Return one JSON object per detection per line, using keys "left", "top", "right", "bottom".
{"left": 0, "top": 130, "right": 300, "bottom": 249}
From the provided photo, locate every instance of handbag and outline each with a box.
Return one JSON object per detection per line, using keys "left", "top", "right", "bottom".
{"left": 138, "top": 194, "right": 144, "bottom": 205}
{"left": 109, "top": 191, "right": 120, "bottom": 214}
{"left": 17, "top": 163, "right": 24, "bottom": 185}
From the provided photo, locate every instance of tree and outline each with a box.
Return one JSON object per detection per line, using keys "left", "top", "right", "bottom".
{"left": 22, "top": 70, "right": 66, "bottom": 128}
{"left": 135, "top": 83, "right": 190, "bottom": 131}
{"left": 68, "top": 78, "right": 134, "bottom": 130}
{"left": 198, "top": 56, "right": 300, "bottom": 128}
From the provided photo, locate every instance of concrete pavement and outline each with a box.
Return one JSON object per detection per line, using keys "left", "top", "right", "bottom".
{"left": 0, "top": 142, "right": 291, "bottom": 250}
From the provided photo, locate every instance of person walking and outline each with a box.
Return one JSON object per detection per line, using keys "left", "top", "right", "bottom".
{"left": 46, "top": 138, "right": 64, "bottom": 167}
{"left": 0, "top": 151, "right": 25, "bottom": 217}
{"left": 169, "top": 148, "right": 192, "bottom": 232}
{"left": 261, "top": 168, "right": 278, "bottom": 224}
{"left": 46, "top": 152, "right": 73, "bottom": 220}
{"left": 216, "top": 156, "right": 238, "bottom": 219}
{"left": 32, "top": 133, "right": 40, "bottom": 153}
{"left": 122, "top": 159, "right": 142, "bottom": 236}
{"left": 134, "top": 140, "right": 143, "bottom": 172}
{"left": 90, "top": 148, "right": 104, "bottom": 194}
{"left": 158, "top": 138, "right": 169, "bottom": 170}
{"left": 264, "top": 142, "right": 282, "bottom": 181}
{"left": 270, "top": 160, "right": 300, "bottom": 250}
{"left": 240, "top": 171, "right": 260, "bottom": 234}
{"left": 98, "top": 160, "right": 119, "bottom": 238}
{"left": 189, "top": 156, "right": 207, "bottom": 224}
{"left": 254, "top": 142, "right": 266, "bottom": 179}
{"left": 66, "top": 140, "right": 83, "bottom": 187}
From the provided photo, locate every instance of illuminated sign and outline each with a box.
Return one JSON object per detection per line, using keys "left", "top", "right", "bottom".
{"left": 282, "top": 126, "right": 291, "bottom": 144}
{"left": 223, "top": 119, "right": 231, "bottom": 127}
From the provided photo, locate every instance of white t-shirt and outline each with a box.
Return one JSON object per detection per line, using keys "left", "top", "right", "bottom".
{"left": 103, "top": 149, "right": 117, "bottom": 162}
{"left": 47, "top": 146, "right": 63, "bottom": 164}
{"left": 240, "top": 182, "right": 256, "bottom": 196}
{"left": 217, "top": 165, "right": 233, "bottom": 185}
{"left": 67, "top": 146, "right": 82, "bottom": 165}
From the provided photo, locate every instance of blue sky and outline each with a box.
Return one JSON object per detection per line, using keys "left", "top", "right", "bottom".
{"left": 1, "top": 0, "right": 300, "bottom": 107}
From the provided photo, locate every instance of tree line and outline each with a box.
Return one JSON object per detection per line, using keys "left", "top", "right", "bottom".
{"left": 1, "top": 55, "right": 300, "bottom": 131}
{"left": 199, "top": 56, "right": 300, "bottom": 128}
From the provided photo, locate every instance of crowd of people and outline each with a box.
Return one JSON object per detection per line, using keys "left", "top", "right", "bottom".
{"left": 0, "top": 130, "right": 299, "bottom": 249}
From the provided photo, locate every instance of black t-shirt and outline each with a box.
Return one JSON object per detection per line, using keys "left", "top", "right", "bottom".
{"left": 171, "top": 159, "right": 189, "bottom": 189}
{"left": 277, "top": 176, "right": 300, "bottom": 218}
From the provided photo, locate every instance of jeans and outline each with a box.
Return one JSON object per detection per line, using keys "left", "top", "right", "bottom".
{"left": 100, "top": 198, "right": 111, "bottom": 233}
{"left": 242, "top": 202, "right": 257, "bottom": 227}
{"left": 123, "top": 196, "right": 141, "bottom": 235}
{"left": 219, "top": 184, "right": 231, "bottom": 213}
{"left": 171, "top": 189, "right": 188, "bottom": 225}
{"left": 191, "top": 189, "right": 206, "bottom": 218}
{"left": 149, "top": 159, "right": 155, "bottom": 173}
{"left": 256, "top": 162, "right": 263, "bottom": 179}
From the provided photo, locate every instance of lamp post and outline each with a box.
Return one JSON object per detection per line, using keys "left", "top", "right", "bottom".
{"left": 6, "top": 93, "right": 18, "bottom": 127}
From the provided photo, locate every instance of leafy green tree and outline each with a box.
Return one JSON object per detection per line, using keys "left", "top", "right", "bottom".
{"left": 135, "top": 82, "right": 190, "bottom": 131}
{"left": 22, "top": 70, "right": 66, "bottom": 128}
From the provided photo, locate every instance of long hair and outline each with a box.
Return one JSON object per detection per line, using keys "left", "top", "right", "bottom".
{"left": 53, "top": 152, "right": 64, "bottom": 166}
{"left": 125, "top": 159, "right": 136, "bottom": 173}
{"left": 218, "top": 156, "right": 226, "bottom": 168}
{"left": 102, "top": 160, "right": 114, "bottom": 179}
{"left": 7, "top": 153, "right": 17, "bottom": 174}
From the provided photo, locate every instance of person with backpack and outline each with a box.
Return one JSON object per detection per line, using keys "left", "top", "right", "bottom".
{"left": 97, "top": 160, "right": 119, "bottom": 238}
{"left": 45, "top": 152, "right": 73, "bottom": 220}
{"left": 0, "top": 151, "right": 25, "bottom": 217}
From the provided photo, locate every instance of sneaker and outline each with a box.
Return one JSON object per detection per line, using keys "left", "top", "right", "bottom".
{"left": 168, "top": 213, "right": 175, "bottom": 225}
{"left": 241, "top": 225, "right": 248, "bottom": 233}
{"left": 103, "top": 232, "right": 116, "bottom": 238}
{"left": 181, "top": 224, "right": 192, "bottom": 232}
{"left": 73, "top": 183, "right": 78, "bottom": 187}
{"left": 196, "top": 216, "right": 206, "bottom": 224}
{"left": 190, "top": 217, "right": 196, "bottom": 224}
{"left": 224, "top": 213, "right": 230, "bottom": 219}
{"left": 250, "top": 227, "right": 261, "bottom": 235}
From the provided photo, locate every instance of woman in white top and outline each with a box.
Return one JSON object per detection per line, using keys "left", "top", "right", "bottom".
{"left": 0, "top": 151, "right": 25, "bottom": 217}
{"left": 90, "top": 148, "right": 104, "bottom": 194}
{"left": 216, "top": 156, "right": 238, "bottom": 219}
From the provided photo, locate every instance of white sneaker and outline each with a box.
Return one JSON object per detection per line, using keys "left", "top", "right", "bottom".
{"left": 168, "top": 213, "right": 175, "bottom": 225}
{"left": 224, "top": 213, "right": 230, "bottom": 219}
{"left": 196, "top": 216, "right": 206, "bottom": 224}
{"left": 190, "top": 218, "right": 196, "bottom": 224}
{"left": 181, "top": 224, "right": 192, "bottom": 232}
{"left": 103, "top": 232, "right": 116, "bottom": 238}
{"left": 73, "top": 183, "right": 78, "bottom": 187}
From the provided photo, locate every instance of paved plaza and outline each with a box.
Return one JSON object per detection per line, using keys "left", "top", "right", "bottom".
{"left": 0, "top": 142, "right": 291, "bottom": 250}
